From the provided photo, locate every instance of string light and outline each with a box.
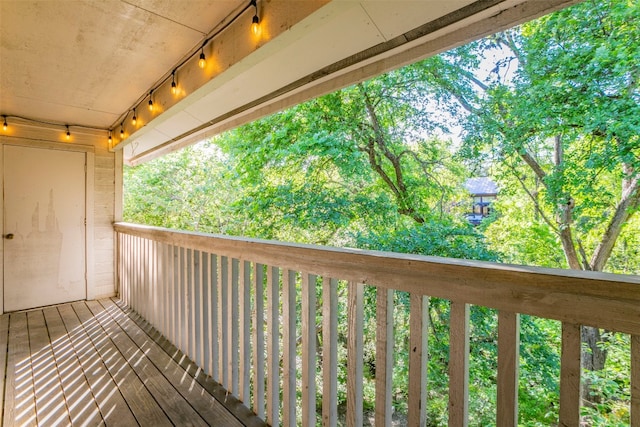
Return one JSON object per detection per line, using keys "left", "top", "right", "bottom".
{"left": 250, "top": 0, "right": 260, "bottom": 36}
{"left": 120, "top": 123, "right": 125, "bottom": 139}
{"left": 171, "top": 70, "right": 178, "bottom": 95}
{"left": 65, "top": 125, "right": 71, "bottom": 140}
{"left": 2, "top": 115, "right": 7, "bottom": 131}
{"left": 108, "top": 130, "right": 112, "bottom": 145}
{"left": 198, "top": 48, "right": 206, "bottom": 69}
{"left": 114, "top": 0, "right": 262, "bottom": 134}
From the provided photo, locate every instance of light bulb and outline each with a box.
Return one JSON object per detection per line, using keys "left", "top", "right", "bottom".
{"left": 171, "top": 71, "right": 178, "bottom": 95}
{"left": 66, "top": 126, "right": 71, "bottom": 140}
{"left": 198, "top": 51, "right": 206, "bottom": 69}
{"left": 2, "top": 116, "right": 7, "bottom": 131}
{"left": 132, "top": 110, "right": 137, "bottom": 125}
{"left": 148, "top": 98, "right": 154, "bottom": 111}
{"left": 120, "top": 127, "right": 124, "bottom": 138}
{"left": 251, "top": 15, "right": 260, "bottom": 36}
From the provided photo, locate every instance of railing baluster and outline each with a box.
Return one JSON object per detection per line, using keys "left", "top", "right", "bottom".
{"left": 347, "top": 281, "right": 364, "bottom": 427}
{"left": 283, "top": 269, "right": 297, "bottom": 426}
{"left": 449, "top": 301, "right": 470, "bottom": 427}
{"left": 219, "top": 255, "right": 228, "bottom": 388}
{"left": 180, "top": 247, "right": 187, "bottom": 353}
{"left": 497, "top": 310, "right": 520, "bottom": 427}
{"left": 239, "top": 260, "right": 251, "bottom": 403}
{"left": 199, "top": 251, "right": 207, "bottom": 369}
{"left": 230, "top": 258, "right": 240, "bottom": 396}
{"left": 632, "top": 334, "right": 640, "bottom": 427}
{"left": 171, "top": 244, "right": 178, "bottom": 346}
{"left": 375, "top": 287, "right": 394, "bottom": 427}
{"left": 188, "top": 248, "right": 195, "bottom": 357}
{"left": 210, "top": 254, "right": 219, "bottom": 382}
{"left": 322, "top": 277, "right": 338, "bottom": 427}
{"left": 559, "top": 322, "right": 581, "bottom": 426}
{"left": 195, "top": 250, "right": 204, "bottom": 367}
{"left": 162, "top": 243, "right": 167, "bottom": 332}
{"left": 302, "top": 273, "right": 317, "bottom": 426}
{"left": 266, "top": 266, "right": 280, "bottom": 427}
{"left": 252, "top": 263, "right": 265, "bottom": 419}
{"left": 409, "top": 294, "right": 428, "bottom": 427}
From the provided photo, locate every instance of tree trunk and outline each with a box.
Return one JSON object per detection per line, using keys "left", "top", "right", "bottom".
{"left": 581, "top": 326, "right": 608, "bottom": 405}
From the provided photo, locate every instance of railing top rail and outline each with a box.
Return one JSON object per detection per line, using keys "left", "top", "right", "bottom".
{"left": 114, "top": 222, "right": 640, "bottom": 334}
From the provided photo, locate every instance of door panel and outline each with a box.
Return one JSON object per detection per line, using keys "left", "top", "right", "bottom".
{"left": 3, "top": 145, "right": 86, "bottom": 311}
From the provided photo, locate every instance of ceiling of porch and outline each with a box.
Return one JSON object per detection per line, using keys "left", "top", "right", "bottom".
{"left": 0, "top": 0, "right": 577, "bottom": 164}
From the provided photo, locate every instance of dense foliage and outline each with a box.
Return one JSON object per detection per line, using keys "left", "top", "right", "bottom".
{"left": 125, "top": 0, "right": 638, "bottom": 424}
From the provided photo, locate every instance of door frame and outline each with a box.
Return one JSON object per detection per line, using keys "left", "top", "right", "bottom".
{"left": 0, "top": 139, "right": 95, "bottom": 314}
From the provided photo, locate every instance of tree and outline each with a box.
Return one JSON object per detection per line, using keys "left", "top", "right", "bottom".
{"left": 452, "top": 0, "right": 639, "bottom": 402}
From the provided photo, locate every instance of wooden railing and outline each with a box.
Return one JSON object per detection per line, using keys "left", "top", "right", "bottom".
{"left": 114, "top": 222, "right": 640, "bottom": 426}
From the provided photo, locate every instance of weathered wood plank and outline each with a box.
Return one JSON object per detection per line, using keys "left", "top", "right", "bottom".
{"left": 57, "top": 304, "right": 138, "bottom": 427}
{"left": 632, "top": 335, "right": 640, "bottom": 427}
{"left": 283, "top": 269, "right": 297, "bottom": 427}
{"left": 375, "top": 287, "right": 394, "bottom": 427}
{"left": 252, "top": 263, "right": 266, "bottom": 419}
{"left": 409, "top": 294, "right": 428, "bottom": 427}
{"left": 219, "top": 255, "right": 229, "bottom": 389}
{"left": 266, "top": 266, "right": 280, "bottom": 427}
{"left": 448, "top": 301, "right": 469, "bottom": 427}
{"left": 99, "top": 298, "right": 243, "bottom": 427}
{"left": 239, "top": 260, "right": 251, "bottom": 403}
{"left": 4, "top": 312, "right": 37, "bottom": 427}
{"left": 209, "top": 253, "right": 219, "bottom": 382}
{"left": 497, "top": 311, "right": 520, "bottom": 427}
{"left": 72, "top": 301, "right": 172, "bottom": 427}
{"left": 42, "top": 307, "right": 103, "bottom": 426}
{"left": 113, "top": 298, "right": 267, "bottom": 427}
{"left": 85, "top": 299, "right": 207, "bottom": 427}
{"left": 301, "top": 273, "right": 317, "bottom": 427}
{"left": 559, "top": 322, "right": 581, "bottom": 427}
{"left": 322, "top": 277, "right": 338, "bottom": 427}
{"left": 347, "top": 281, "right": 364, "bottom": 427}
{"left": 27, "top": 309, "right": 72, "bottom": 426}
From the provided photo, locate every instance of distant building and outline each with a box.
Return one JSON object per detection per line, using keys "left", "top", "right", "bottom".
{"left": 464, "top": 177, "right": 498, "bottom": 225}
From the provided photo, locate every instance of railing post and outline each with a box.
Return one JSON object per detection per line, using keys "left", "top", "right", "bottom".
{"left": 497, "top": 310, "right": 520, "bottom": 427}
{"left": 239, "top": 260, "right": 251, "bottom": 403}
{"left": 301, "top": 273, "right": 317, "bottom": 426}
{"left": 448, "top": 301, "right": 469, "bottom": 427}
{"left": 218, "top": 256, "right": 228, "bottom": 389}
{"left": 409, "top": 294, "right": 429, "bottom": 427}
{"left": 266, "top": 266, "right": 280, "bottom": 427}
{"left": 252, "top": 263, "right": 265, "bottom": 419}
{"left": 283, "top": 269, "right": 297, "bottom": 426}
{"left": 375, "top": 287, "right": 394, "bottom": 427}
{"left": 322, "top": 277, "right": 338, "bottom": 427}
{"left": 209, "top": 254, "right": 218, "bottom": 382}
{"left": 347, "top": 281, "right": 364, "bottom": 427}
{"left": 559, "top": 322, "right": 581, "bottom": 427}
{"left": 632, "top": 335, "right": 640, "bottom": 427}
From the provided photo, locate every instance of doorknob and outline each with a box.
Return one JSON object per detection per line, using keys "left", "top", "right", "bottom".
{"left": 5, "top": 234, "right": 14, "bottom": 240}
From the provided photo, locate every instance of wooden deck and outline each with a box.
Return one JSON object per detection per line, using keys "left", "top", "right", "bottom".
{"left": 0, "top": 298, "right": 266, "bottom": 427}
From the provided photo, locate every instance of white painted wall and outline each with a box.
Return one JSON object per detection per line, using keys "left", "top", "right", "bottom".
{"left": 0, "top": 122, "right": 118, "bottom": 312}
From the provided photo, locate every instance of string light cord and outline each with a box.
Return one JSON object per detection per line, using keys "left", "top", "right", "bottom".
{"left": 0, "top": 114, "right": 108, "bottom": 133}
{"left": 2, "top": 0, "right": 260, "bottom": 144}
{"left": 111, "top": 0, "right": 258, "bottom": 130}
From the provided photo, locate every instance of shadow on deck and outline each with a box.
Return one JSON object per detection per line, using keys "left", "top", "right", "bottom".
{"left": 0, "top": 298, "right": 266, "bottom": 427}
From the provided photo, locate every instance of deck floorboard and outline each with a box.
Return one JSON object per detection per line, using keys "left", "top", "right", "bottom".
{"left": 1, "top": 299, "right": 261, "bottom": 427}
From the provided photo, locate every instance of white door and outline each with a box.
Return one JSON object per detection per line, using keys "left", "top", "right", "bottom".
{"left": 3, "top": 145, "right": 86, "bottom": 312}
